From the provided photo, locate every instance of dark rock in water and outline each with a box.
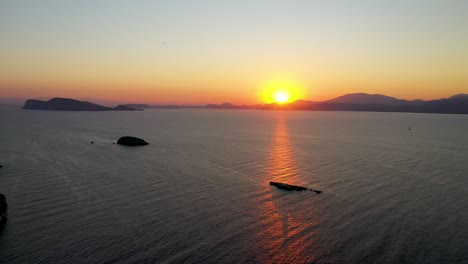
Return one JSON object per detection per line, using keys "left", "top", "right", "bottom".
{"left": 0, "top": 194, "right": 7, "bottom": 228}
{"left": 0, "top": 194, "right": 7, "bottom": 215}
{"left": 270, "top": 181, "right": 308, "bottom": 191}
{"left": 270, "top": 181, "right": 322, "bottom": 194}
{"left": 0, "top": 216, "right": 6, "bottom": 230}
{"left": 117, "top": 136, "right": 149, "bottom": 146}
{"left": 90, "top": 141, "right": 94, "bottom": 144}
{"left": 0, "top": 164, "right": 2, "bottom": 168}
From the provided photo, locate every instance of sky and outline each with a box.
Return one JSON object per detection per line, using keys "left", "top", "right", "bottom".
{"left": 0, "top": 0, "right": 467, "bottom": 105}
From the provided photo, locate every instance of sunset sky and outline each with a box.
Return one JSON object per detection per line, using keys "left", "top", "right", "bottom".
{"left": 1, "top": 0, "right": 467, "bottom": 105}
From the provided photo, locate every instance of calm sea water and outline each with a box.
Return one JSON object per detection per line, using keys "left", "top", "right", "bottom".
{"left": 0, "top": 107, "right": 467, "bottom": 263}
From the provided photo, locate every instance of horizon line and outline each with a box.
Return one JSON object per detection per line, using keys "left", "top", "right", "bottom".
{"left": 1, "top": 91, "right": 467, "bottom": 107}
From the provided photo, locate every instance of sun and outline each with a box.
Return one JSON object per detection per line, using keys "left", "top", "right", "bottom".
{"left": 273, "top": 90, "right": 291, "bottom": 104}
{"left": 260, "top": 79, "right": 305, "bottom": 104}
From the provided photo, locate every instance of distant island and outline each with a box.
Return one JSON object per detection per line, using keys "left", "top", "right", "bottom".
{"left": 125, "top": 93, "right": 468, "bottom": 114}
{"left": 23, "top": 98, "right": 142, "bottom": 111}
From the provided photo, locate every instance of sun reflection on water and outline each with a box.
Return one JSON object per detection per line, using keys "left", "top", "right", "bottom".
{"left": 252, "top": 114, "right": 319, "bottom": 264}
{"left": 267, "top": 114, "right": 301, "bottom": 184}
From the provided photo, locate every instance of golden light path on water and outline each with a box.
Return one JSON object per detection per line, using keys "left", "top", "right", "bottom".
{"left": 252, "top": 114, "right": 320, "bottom": 263}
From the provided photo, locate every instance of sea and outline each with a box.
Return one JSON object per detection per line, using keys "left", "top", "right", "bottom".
{"left": 0, "top": 107, "right": 467, "bottom": 263}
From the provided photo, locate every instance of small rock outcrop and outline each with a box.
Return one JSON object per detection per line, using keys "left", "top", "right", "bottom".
{"left": 0, "top": 165, "right": 3, "bottom": 168}
{"left": 117, "top": 136, "right": 149, "bottom": 146}
{"left": 0, "top": 194, "right": 7, "bottom": 228}
{"left": 270, "top": 181, "right": 322, "bottom": 194}
{"left": 0, "top": 194, "right": 7, "bottom": 215}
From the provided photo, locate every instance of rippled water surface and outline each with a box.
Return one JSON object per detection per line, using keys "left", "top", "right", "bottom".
{"left": 1, "top": 108, "right": 468, "bottom": 263}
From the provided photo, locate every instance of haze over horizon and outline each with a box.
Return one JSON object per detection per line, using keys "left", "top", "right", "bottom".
{"left": 0, "top": 93, "right": 468, "bottom": 107}
{"left": 1, "top": 0, "right": 467, "bottom": 104}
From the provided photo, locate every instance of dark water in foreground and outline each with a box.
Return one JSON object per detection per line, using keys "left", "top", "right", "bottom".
{"left": 0, "top": 108, "right": 468, "bottom": 263}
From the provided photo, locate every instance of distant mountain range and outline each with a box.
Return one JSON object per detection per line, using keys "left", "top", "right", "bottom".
{"left": 266, "top": 93, "right": 468, "bottom": 114}
{"left": 21, "top": 93, "right": 468, "bottom": 114}
{"left": 325, "top": 93, "right": 417, "bottom": 105}
{"left": 23, "top": 98, "right": 141, "bottom": 111}
{"left": 126, "top": 93, "right": 468, "bottom": 114}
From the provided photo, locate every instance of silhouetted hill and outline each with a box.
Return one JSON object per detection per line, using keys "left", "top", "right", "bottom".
{"left": 326, "top": 93, "right": 413, "bottom": 106}
{"left": 413, "top": 97, "right": 468, "bottom": 114}
{"left": 219, "top": 102, "right": 236, "bottom": 108}
{"left": 205, "top": 102, "right": 240, "bottom": 109}
{"left": 23, "top": 98, "right": 141, "bottom": 111}
{"left": 262, "top": 94, "right": 468, "bottom": 114}
{"left": 125, "top": 104, "right": 153, "bottom": 109}
{"left": 114, "top": 104, "right": 143, "bottom": 111}
{"left": 152, "top": 105, "right": 181, "bottom": 109}
{"left": 449, "top": 94, "right": 468, "bottom": 100}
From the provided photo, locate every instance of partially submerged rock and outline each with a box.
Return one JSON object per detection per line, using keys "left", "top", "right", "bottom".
{"left": 270, "top": 181, "right": 322, "bottom": 194}
{"left": 0, "top": 194, "right": 7, "bottom": 215}
{"left": 0, "top": 165, "right": 2, "bottom": 168}
{"left": 0, "top": 194, "right": 7, "bottom": 228}
{"left": 117, "top": 136, "right": 149, "bottom": 146}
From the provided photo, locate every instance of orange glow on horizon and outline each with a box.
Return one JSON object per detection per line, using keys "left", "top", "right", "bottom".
{"left": 1, "top": 78, "right": 467, "bottom": 105}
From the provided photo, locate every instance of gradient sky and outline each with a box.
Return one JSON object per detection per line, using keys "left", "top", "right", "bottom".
{"left": 1, "top": 0, "right": 467, "bottom": 104}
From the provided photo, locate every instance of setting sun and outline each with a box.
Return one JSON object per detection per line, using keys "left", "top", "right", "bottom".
{"left": 260, "top": 79, "right": 305, "bottom": 104}
{"left": 273, "top": 90, "right": 291, "bottom": 103}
